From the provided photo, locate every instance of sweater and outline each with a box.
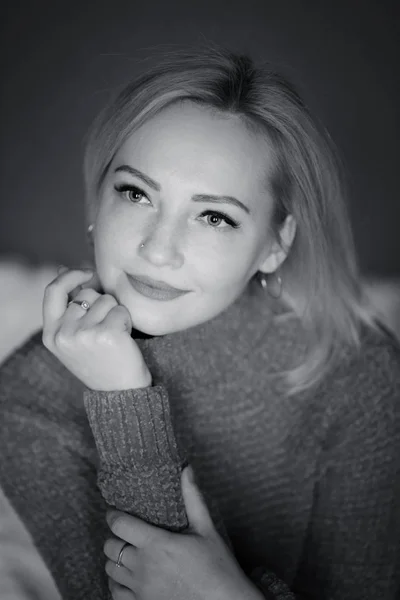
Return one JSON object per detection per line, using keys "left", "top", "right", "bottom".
{"left": 0, "top": 484, "right": 61, "bottom": 600}
{"left": 0, "top": 281, "right": 399, "bottom": 600}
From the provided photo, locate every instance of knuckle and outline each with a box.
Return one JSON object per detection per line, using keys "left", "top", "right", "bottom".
{"left": 43, "top": 282, "right": 56, "bottom": 297}
{"left": 94, "top": 328, "right": 115, "bottom": 346}
{"left": 42, "top": 331, "right": 52, "bottom": 349}
{"left": 72, "top": 288, "right": 96, "bottom": 302}
{"left": 75, "top": 328, "right": 92, "bottom": 346}
{"left": 105, "top": 559, "right": 117, "bottom": 578}
{"left": 109, "top": 514, "right": 126, "bottom": 536}
{"left": 102, "top": 293, "right": 117, "bottom": 305}
{"left": 54, "top": 329, "right": 72, "bottom": 348}
{"left": 103, "top": 537, "right": 112, "bottom": 555}
{"left": 103, "top": 537, "right": 117, "bottom": 559}
{"left": 53, "top": 330, "right": 64, "bottom": 347}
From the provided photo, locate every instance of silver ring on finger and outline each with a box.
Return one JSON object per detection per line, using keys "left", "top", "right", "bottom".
{"left": 116, "top": 542, "right": 130, "bottom": 568}
{"left": 68, "top": 299, "right": 91, "bottom": 311}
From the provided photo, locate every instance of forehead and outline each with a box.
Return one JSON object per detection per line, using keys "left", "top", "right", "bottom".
{"left": 112, "top": 102, "right": 275, "bottom": 201}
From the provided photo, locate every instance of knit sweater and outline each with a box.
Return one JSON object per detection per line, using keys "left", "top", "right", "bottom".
{"left": 0, "top": 484, "right": 61, "bottom": 600}
{"left": 0, "top": 282, "right": 399, "bottom": 600}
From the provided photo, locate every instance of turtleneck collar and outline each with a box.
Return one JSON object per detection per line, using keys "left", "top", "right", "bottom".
{"left": 134, "top": 279, "right": 293, "bottom": 389}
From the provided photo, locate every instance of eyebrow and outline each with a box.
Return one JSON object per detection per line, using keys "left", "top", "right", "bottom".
{"left": 114, "top": 164, "right": 250, "bottom": 214}
{"left": 192, "top": 194, "right": 250, "bottom": 214}
{"left": 114, "top": 165, "right": 161, "bottom": 191}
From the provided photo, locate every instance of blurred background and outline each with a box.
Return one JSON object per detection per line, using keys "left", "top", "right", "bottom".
{"left": 0, "top": 0, "right": 399, "bottom": 360}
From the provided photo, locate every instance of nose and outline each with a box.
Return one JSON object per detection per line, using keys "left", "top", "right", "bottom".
{"left": 138, "top": 219, "right": 184, "bottom": 269}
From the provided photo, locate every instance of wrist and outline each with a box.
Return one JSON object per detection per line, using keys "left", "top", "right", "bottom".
{"left": 134, "top": 366, "right": 152, "bottom": 388}
{"left": 134, "top": 376, "right": 152, "bottom": 389}
{"left": 121, "top": 366, "right": 152, "bottom": 390}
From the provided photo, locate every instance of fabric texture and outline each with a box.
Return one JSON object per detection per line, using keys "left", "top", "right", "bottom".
{"left": 0, "top": 281, "right": 399, "bottom": 600}
{"left": 0, "top": 484, "right": 61, "bottom": 600}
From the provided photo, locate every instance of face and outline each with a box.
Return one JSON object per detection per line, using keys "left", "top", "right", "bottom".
{"left": 93, "top": 101, "right": 279, "bottom": 335}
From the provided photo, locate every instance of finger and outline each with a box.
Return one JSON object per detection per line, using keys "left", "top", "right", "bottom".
{"left": 99, "top": 304, "right": 133, "bottom": 333}
{"left": 80, "top": 269, "right": 102, "bottom": 292}
{"left": 68, "top": 283, "right": 85, "bottom": 302}
{"left": 67, "top": 266, "right": 101, "bottom": 301}
{"left": 107, "top": 510, "right": 168, "bottom": 549}
{"left": 181, "top": 466, "right": 215, "bottom": 536}
{"left": 105, "top": 560, "right": 136, "bottom": 592}
{"left": 64, "top": 289, "right": 102, "bottom": 321}
{"left": 108, "top": 578, "right": 136, "bottom": 600}
{"left": 104, "top": 538, "right": 137, "bottom": 570}
{"left": 77, "top": 293, "right": 118, "bottom": 327}
{"left": 43, "top": 269, "right": 94, "bottom": 329}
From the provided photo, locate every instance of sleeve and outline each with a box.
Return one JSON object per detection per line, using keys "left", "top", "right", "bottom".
{"left": 291, "top": 354, "right": 400, "bottom": 599}
{"left": 60, "top": 330, "right": 400, "bottom": 599}
{"left": 84, "top": 385, "right": 297, "bottom": 599}
{"left": 0, "top": 339, "right": 111, "bottom": 599}
{"left": 83, "top": 385, "right": 189, "bottom": 531}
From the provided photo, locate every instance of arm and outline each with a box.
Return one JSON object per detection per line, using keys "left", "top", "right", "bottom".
{"left": 85, "top": 345, "right": 400, "bottom": 600}
{"left": 83, "top": 385, "right": 188, "bottom": 531}
{"left": 0, "top": 336, "right": 110, "bottom": 600}
{"left": 84, "top": 385, "right": 297, "bottom": 598}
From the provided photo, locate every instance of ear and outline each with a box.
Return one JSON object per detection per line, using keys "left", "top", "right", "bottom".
{"left": 259, "top": 215, "right": 296, "bottom": 274}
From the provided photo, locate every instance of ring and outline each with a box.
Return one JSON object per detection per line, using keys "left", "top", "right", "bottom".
{"left": 116, "top": 542, "right": 130, "bottom": 568}
{"left": 69, "top": 299, "right": 90, "bottom": 311}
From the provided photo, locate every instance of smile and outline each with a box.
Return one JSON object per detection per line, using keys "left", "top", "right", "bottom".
{"left": 126, "top": 274, "right": 190, "bottom": 301}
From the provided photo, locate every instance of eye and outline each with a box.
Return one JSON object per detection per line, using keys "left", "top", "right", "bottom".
{"left": 199, "top": 210, "right": 239, "bottom": 230}
{"left": 114, "top": 184, "right": 150, "bottom": 204}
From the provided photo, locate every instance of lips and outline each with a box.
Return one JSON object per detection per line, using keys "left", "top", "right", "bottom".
{"left": 126, "top": 274, "right": 190, "bottom": 301}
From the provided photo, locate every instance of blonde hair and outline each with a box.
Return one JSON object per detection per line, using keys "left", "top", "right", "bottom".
{"left": 83, "top": 46, "right": 377, "bottom": 395}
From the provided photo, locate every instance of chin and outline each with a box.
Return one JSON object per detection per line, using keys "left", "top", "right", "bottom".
{"left": 131, "top": 316, "right": 184, "bottom": 336}
{"left": 128, "top": 304, "right": 213, "bottom": 336}
{"left": 125, "top": 304, "right": 183, "bottom": 336}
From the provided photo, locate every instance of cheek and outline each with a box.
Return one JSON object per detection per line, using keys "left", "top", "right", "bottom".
{"left": 191, "top": 238, "right": 259, "bottom": 290}
{"left": 96, "top": 203, "right": 141, "bottom": 259}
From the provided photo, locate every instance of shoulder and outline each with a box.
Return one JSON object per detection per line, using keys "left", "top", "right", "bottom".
{"left": 316, "top": 322, "right": 400, "bottom": 442}
{"left": 332, "top": 322, "right": 399, "bottom": 399}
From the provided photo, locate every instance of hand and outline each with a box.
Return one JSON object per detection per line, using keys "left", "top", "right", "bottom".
{"left": 42, "top": 268, "right": 152, "bottom": 391}
{"left": 104, "top": 466, "right": 263, "bottom": 600}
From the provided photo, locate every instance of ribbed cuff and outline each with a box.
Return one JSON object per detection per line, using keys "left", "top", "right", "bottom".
{"left": 84, "top": 385, "right": 182, "bottom": 467}
{"left": 83, "top": 385, "right": 188, "bottom": 531}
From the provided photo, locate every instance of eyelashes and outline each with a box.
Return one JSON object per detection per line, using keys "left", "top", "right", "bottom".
{"left": 199, "top": 210, "right": 239, "bottom": 229}
{"left": 114, "top": 183, "right": 149, "bottom": 204}
{"left": 114, "top": 183, "right": 240, "bottom": 230}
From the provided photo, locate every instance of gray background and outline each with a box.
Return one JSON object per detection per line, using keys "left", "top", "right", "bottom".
{"left": 1, "top": 0, "right": 399, "bottom": 275}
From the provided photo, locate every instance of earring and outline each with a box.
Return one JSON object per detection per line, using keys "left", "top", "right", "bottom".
{"left": 259, "top": 272, "right": 283, "bottom": 299}
{"left": 259, "top": 272, "right": 268, "bottom": 290}
{"left": 86, "top": 224, "right": 94, "bottom": 250}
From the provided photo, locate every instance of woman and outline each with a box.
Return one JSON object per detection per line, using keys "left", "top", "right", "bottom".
{"left": 0, "top": 48, "right": 399, "bottom": 600}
